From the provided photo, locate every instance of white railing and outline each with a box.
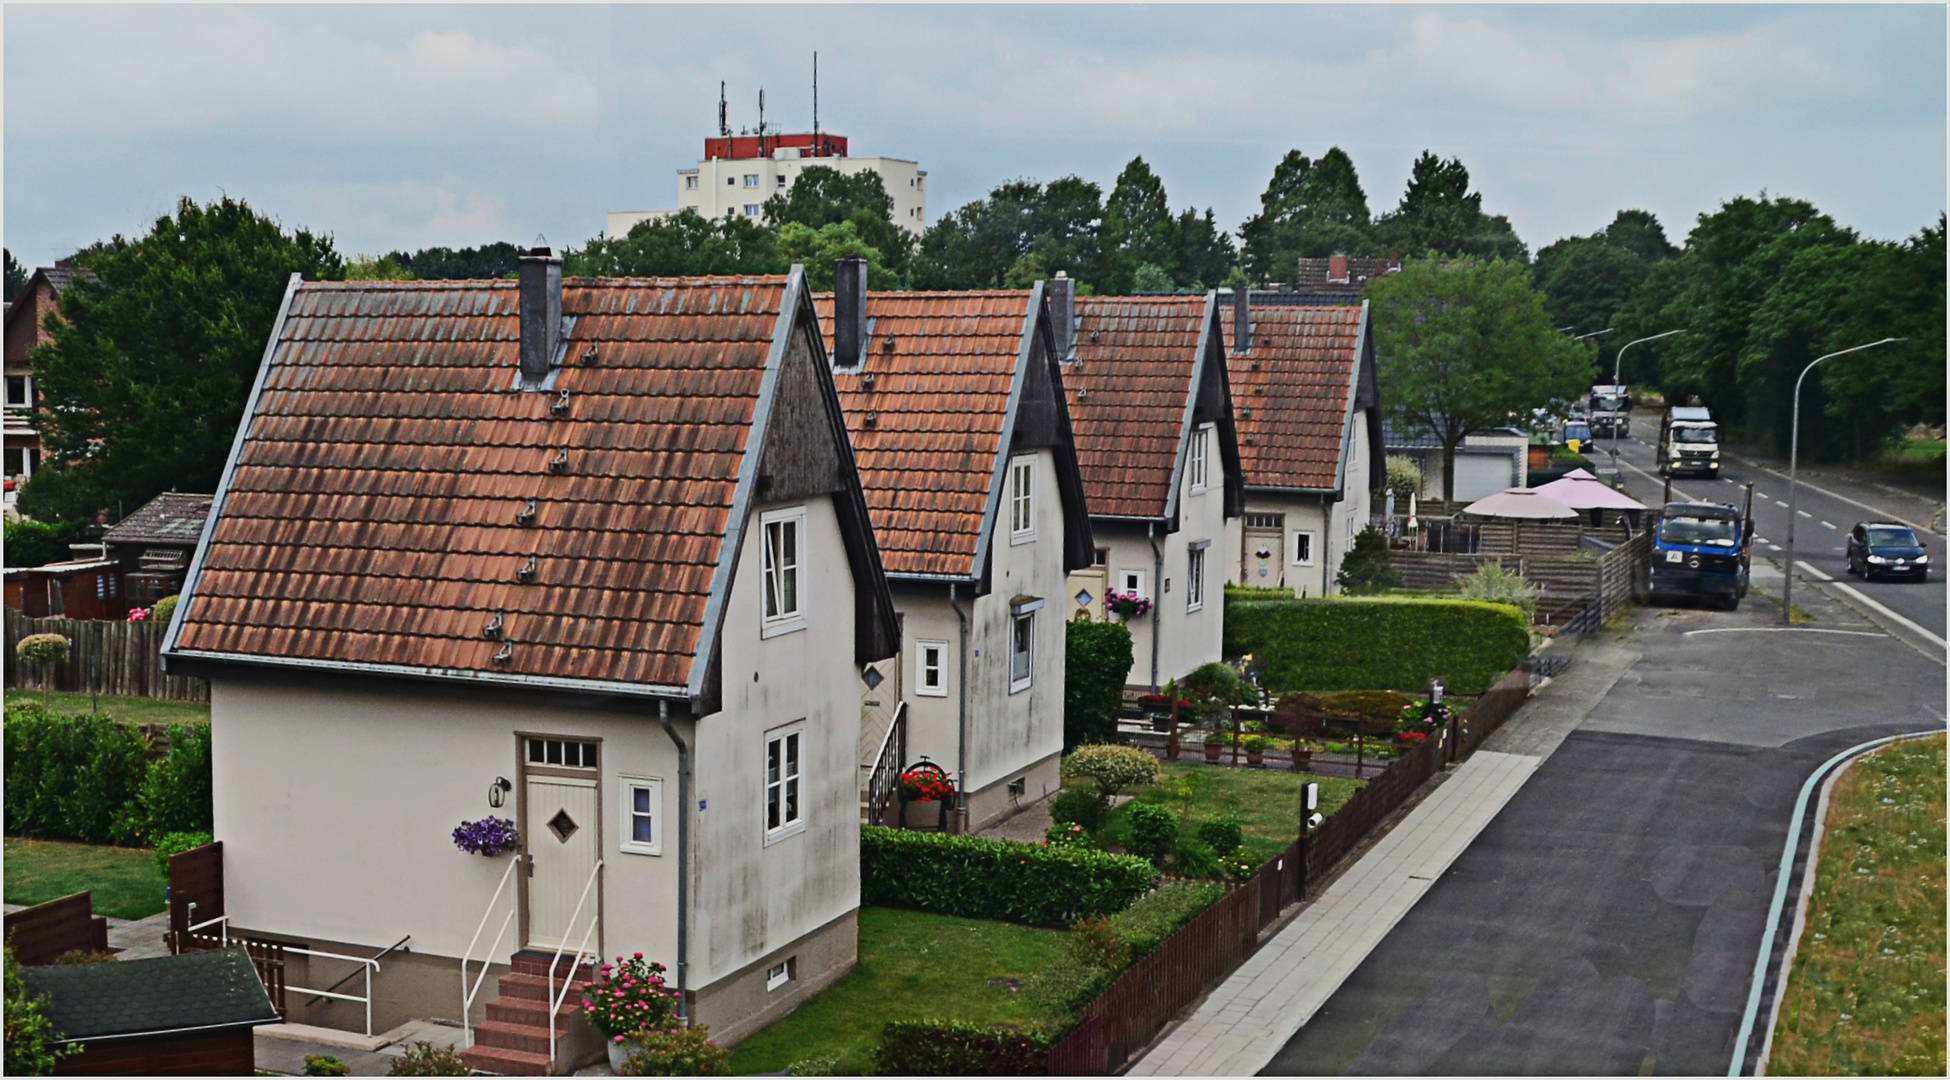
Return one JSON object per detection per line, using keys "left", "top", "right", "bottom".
{"left": 547, "top": 860, "right": 604, "bottom": 1065}
{"left": 286, "top": 946, "right": 383, "bottom": 1037}
{"left": 460, "top": 857, "right": 521, "bottom": 1047}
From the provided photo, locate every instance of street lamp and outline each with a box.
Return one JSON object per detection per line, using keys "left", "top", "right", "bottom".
{"left": 1780, "top": 338, "right": 1905, "bottom": 624}
{"left": 1607, "top": 329, "right": 1685, "bottom": 477}
{"left": 1574, "top": 328, "right": 1615, "bottom": 341}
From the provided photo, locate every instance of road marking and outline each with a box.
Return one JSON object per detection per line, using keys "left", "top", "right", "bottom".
{"left": 1683, "top": 627, "right": 1885, "bottom": 638}
{"left": 1765, "top": 544, "right": 1781, "bottom": 551}
{"left": 1728, "top": 453, "right": 1941, "bottom": 538}
{"left": 1825, "top": 580, "right": 1948, "bottom": 650}
{"left": 1757, "top": 492, "right": 1771, "bottom": 499}
{"left": 1821, "top": 521, "right": 1836, "bottom": 530}
{"left": 1796, "top": 510, "right": 1812, "bottom": 518}
{"left": 1795, "top": 560, "right": 1834, "bottom": 581}
{"left": 1776, "top": 500, "right": 1790, "bottom": 508}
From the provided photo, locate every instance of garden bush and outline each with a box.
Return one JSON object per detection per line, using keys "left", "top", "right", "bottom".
{"left": 135, "top": 723, "right": 212, "bottom": 838}
{"left": 1125, "top": 803, "right": 1179, "bottom": 866}
{"left": 386, "top": 1041, "right": 471, "bottom": 1075}
{"left": 2, "top": 519, "right": 89, "bottom": 569}
{"left": 150, "top": 594, "right": 180, "bottom": 627}
{"left": 1300, "top": 690, "right": 1416, "bottom": 722}
{"left": 621, "top": 1026, "right": 731, "bottom": 1076}
{"left": 874, "top": 1020, "right": 1051, "bottom": 1076}
{"left": 1225, "top": 596, "right": 1528, "bottom": 693}
{"left": 3, "top": 704, "right": 152, "bottom": 843}
{"left": 1060, "top": 744, "right": 1160, "bottom": 801}
{"left": 1064, "top": 619, "right": 1133, "bottom": 748}
{"left": 1022, "top": 960, "right": 1108, "bottom": 1027}
{"left": 1171, "top": 838, "right": 1221, "bottom": 879}
{"left": 1111, "top": 881, "right": 1226, "bottom": 959}
{"left": 1194, "top": 816, "right": 1243, "bottom": 857}
{"left": 1065, "top": 915, "right": 1131, "bottom": 976}
{"left": 860, "top": 827, "right": 1156, "bottom": 928}
{"left": 1457, "top": 562, "right": 1540, "bottom": 622}
{"left": 1336, "top": 527, "right": 1403, "bottom": 595}
{"left": 5, "top": 945, "right": 75, "bottom": 1075}
{"left": 1047, "top": 787, "right": 1106, "bottom": 835}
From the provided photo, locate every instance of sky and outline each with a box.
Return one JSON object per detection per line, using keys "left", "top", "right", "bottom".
{"left": 5, "top": 3, "right": 1944, "bottom": 270}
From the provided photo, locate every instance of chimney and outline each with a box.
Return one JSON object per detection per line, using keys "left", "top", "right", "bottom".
{"left": 1327, "top": 253, "right": 1350, "bottom": 284}
{"left": 833, "top": 256, "right": 868, "bottom": 366}
{"left": 1049, "top": 272, "right": 1076, "bottom": 361}
{"left": 1387, "top": 254, "right": 1402, "bottom": 274}
{"left": 519, "top": 245, "right": 563, "bottom": 387}
{"left": 1231, "top": 286, "right": 1251, "bottom": 355}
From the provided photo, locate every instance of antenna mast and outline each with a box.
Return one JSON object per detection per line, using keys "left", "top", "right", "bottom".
{"left": 812, "top": 52, "right": 819, "bottom": 146}
{"left": 758, "top": 88, "right": 766, "bottom": 156}
{"left": 718, "top": 81, "right": 728, "bottom": 138}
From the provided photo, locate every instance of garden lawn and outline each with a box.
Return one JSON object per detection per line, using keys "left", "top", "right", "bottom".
{"left": 4, "top": 690, "right": 210, "bottom": 726}
{"left": 724, "top": 906, "right": 1067, "bottom": 1074}
{"left": 1767, "top": 734, "right": 1945, "bottom": 1076}
{"left": 4, "top": 838, "right": 166, "bottom": 920}
{"left": 1108, "top": 763, "right": 1363, "bottom": 864}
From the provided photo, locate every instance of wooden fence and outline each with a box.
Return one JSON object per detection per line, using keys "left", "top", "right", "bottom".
{"left": 4, "top": 608, "right": 207, "bottom": 702}
{"left": 1458, "top": 665, "right": 1534, "bottom": 758}
{"left": 2, "top": 892, "right": 109, "bottom": 965}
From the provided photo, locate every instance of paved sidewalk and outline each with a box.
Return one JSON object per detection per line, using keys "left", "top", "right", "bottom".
{"left": 1128, "top": 751, "right": 1540, "bottom": 1077}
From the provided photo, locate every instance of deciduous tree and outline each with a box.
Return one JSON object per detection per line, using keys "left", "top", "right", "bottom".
{"left": 763, "top": 164, "right": 912, "bottom": 279}
{"left": 567, "top": 210, "right": 783, "bottom": 278}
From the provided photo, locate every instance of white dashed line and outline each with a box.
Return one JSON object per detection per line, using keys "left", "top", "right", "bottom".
{"left": 1758, "top": 492, "right": 1772, "bottom": 499}
{"left": 1765, "top": 544, "right": 1782, "bottom": 551}
{"left": 1776, "top": 500, "right": 1790, "bottom": 508}
{"left": 1821, "top": 521, "right": 1837, "bottom": 530}
{"left": 1797, "top": 510, "right": 1812, "bottom": 519}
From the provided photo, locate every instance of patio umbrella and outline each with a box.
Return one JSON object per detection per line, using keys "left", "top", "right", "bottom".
{"left": 1459, "top": 487, "right": 1579, "bottom": 520}
{"left": 1531, "top": 468, "right": 1646, "bottom": 512}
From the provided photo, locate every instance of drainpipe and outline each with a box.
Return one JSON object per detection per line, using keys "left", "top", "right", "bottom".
{"left": 1147, "top": 522, "right": 1163, "bottom": 693}
{"left": 657, "top": 700, "right": 691, "bottom": 1022}
{"left": 1320, "top": 494, "right": 1332, "bottom": 597}
{"left": 949, "top": 583, "right": 970, "bottom": 834}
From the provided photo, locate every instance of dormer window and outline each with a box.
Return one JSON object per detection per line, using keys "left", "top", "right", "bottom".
{"left": 1009, "top": 456, "right": 1036, "bottom": 543}
{"left": 1188, "top": 424, "right": 1211, "bottom": 492}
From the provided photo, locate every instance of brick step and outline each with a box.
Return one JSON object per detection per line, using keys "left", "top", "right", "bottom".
{"left": 487, "top": 997, "right": 580, "bottom": 1031}
{"left": 460, "top": 1043, "right": 554, "bottom": 1076}
{"left": 496, "top": 971, "right": 595, "bottom": 1004}
{"left": 509, "top": 951, "right": 599, "bottom": 979}
{"left": 471, "top": 1019, "right": 560, "bottom": 1056}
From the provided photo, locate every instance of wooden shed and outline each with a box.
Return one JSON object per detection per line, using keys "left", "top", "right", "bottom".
{"left": 20, "top": 946, "right": 280, "bottom": 1076}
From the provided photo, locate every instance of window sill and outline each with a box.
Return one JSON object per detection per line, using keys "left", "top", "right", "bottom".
{"left": 1187, "top": 602, "right": 1204, "bottom": 613}
{"left": 916, "top": 688, "right": 949, "bottom": 699}
{"left": 760, "top": 617, "right": 807, "bottom": 640}
{"left": 619, "top": 843, "right": 662, "bottom": 857}
{"left": 1010, "top": 532, "right": 1036, "bottom": 546}
{"left": 763, "top": 821, "right": 807, "bottom": 847}
{"left": 1009, "top": 679, "right": 1032, "bottom": 695}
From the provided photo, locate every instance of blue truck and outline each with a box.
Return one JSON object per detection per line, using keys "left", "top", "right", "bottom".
{"left": 1641, "top": 485, "right": 1754, "bottom": 610}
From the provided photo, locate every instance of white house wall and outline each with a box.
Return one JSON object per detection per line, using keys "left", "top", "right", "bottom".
{"left": 1094, "top": 453, "right": 1230, "bottom": 690}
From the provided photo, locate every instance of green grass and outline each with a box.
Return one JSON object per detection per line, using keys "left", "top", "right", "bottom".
{"left": 1107, "top": 762, "right": 1364, "bottom": 864}
{"left": 725, "top": 907, "right": 1067, "bottom": 1074}
{"left": 4, "top": 689, "right": 210, "bottom": 726}
{"left": 3, "top": 837, "right": 166, "bottom": 920}
{"left": 1768, "top": 734, "right": 1945, "bottom": 1076}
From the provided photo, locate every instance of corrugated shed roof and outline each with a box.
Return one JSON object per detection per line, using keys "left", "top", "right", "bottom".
{"left": 1068, "top": 296, "right": 1206, "bottom": 519}
{"left": 172, "top": 276, "right": 787, "bottom": 690}
{"left": 103, "top": 492, "right": 214, "bottom": 547}
{"left": 1230, "top": 304, "right": 1363, "bottom": 491}
{"left": 817, "top": 291, "right": 1031, "bottom": 578}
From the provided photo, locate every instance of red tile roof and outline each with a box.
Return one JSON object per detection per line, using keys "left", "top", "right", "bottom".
{"left": 171, "top": 276, "right": 794, "bottom": 693}
{"left": 1230, "top": 303, "right": 1366, "bottom": 492}
{"left": 818, "top": 291, "right": 1032, "bottom": 579}
{"left": 1068, "top": 296, "right": 1209, "bottom": 519}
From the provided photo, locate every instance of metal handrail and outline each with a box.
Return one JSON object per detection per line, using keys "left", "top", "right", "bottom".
{"left": 283, "top": 946, "right": 382, "bottom": 1036}
{"left": 863, "top": 702, "right": 907, "bottom": 826}
{"left": 547, "top": 860, "right": 604, "bottom": 1064}
{"left": 186, "top": 913, "right": 231, "bottom": 947}
{"left": 460, "top": 858, "right": 521, "bottom": 1046}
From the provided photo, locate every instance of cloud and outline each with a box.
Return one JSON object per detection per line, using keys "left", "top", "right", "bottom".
{"left": 1396, "top": 13, "right": 1594, "bottom": 111}
{"left": 294, "top": 181, "right": 508, "bottom": 254}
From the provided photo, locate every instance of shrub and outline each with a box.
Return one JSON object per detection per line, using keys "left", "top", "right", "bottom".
{"left": 1195, "top": 817, "right": 1243, "bottom": 857}
{"left": 1046, "top": 787, "right": 1106, "bottom": 835}
{"left": 5, "top": 945, "right": 75, "bottom": 1075}
{"left": 1457, "top": 562, "right": 1541, "bottom": 622}
{"left": 387, "top": 1041, "right": 471, "bottom": 1075}
{"left": 1178, "top": 661, "right": 1242, "bottom": 714}
{"left": 1220, "top": 853, "right": 1259, "bottom": 882}
{"left": 1043, "top": 822, "right": 1096, "bottom": 850}
{"left": 1224, "top": 596, "right": 1529, "bottom": 694}
{"left": 1022, "top": 960, "right": 1108, "bottom": 1028}
{"left": 1383, "top": 455, "right": 1423, "bottom": 501}
{"left": 305, "top": 1054, "right": 352, "bottom": 1076}
{"left": 134, "top": 723, "right": 212, "bottom": 839}
{"left": 860, "top": 827, "right": 1156, "bottom": 928}
{"left": 50, "top": 950, "right": 116, "bottom": 965}
{"left": 1110, "top": 881, "right": 1225, "bottom": 958}
{"left": 14, "top": 634, "right": 71, "bottom": 706}
{"left": 1125, "top": 803, "right": 1179, "bottom": 866}
{"left": 1336, "top": 527, "right": 1403, "bottom": 595}
{"left": 152, "top": 831, "right": 215, "bottom": 877}
{"left": 2, "top": 519, "right": 88, "bottom": 569}
{"left": 1061, "top": 744, "right": 1159, "bottom": 802}
{"left": 150, "top": 594, "right": 180, "bottom": 627}
{"left": 582, "top": 954, "right": 679, "bottom": 1039}
{"left": 621, "top": 1025, "right": 731, "bottom": 1076}
{"left": 1065, "top": 915, "right": 1131, "bottom": 975}
{"left": 787, "top": 1055, "right": 843, "bottom": 1077}
{"left": 3, "top": 704, "right": 152, "bottom": 843}
{"left": 1171, "top": 838, "right": 1221, "bottom": 879}
{"left": 1064, "top": 619, "right": 1133, "bottom": 748}
{"left": 874, "top": 1020, "right": 1051, "bottom": 1076}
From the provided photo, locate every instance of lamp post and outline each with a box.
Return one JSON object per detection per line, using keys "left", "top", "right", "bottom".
{"left": 1607, "top": 330, "right": 1685, "bottom": 477}
{"left": 1780, "top": 338, "right": 1905, "bottom": 624}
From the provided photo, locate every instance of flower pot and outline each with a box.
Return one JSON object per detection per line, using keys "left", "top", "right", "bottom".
{"left": 1291, "top": 749, "right": 1314, "bottom": 771}
{"left": 1150, "top": 713, "right": 1174, "bottom": 732}
{"left": 1165, "top": 740, "right": 1182, "bottom": 761}
{"left": 902, "top": 799, "right": 945, "bottom": 830}
{"left": 1246, "top": 751, "right": 1265, "bottom": 767}
{"left": 1202, "top": 741, "right": 1223, "bottom": 763}
{"left": 608, "top": 1037, "right": 631, "bottom": 1074}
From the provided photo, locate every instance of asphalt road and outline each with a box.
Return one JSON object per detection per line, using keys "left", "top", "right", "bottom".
{"left": 1263, "top": 569, "right": 1945, "bottom": 1075}
{"left": 1590, "top": 411, "right": 1945, "bottom": 640}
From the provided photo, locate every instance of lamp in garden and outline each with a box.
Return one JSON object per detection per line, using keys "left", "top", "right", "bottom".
{"left": 16, "top": 633, "right": 71, "bottom": 708}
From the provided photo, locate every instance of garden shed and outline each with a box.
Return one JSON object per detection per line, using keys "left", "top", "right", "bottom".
{"left": 20, "top": 946, "right": 281, "bottom": 1075}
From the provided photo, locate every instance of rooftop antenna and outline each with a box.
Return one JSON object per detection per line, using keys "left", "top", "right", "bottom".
{"left": 758, "top": 88, "right": 766, "bottom": 156}
{"left": 812, "top": 52, "right": 819, "bottom": 145}
{"left": 718, "top": 81, "right": 729, "bottom": 138}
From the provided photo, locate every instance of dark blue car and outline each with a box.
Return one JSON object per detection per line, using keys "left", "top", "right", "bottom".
{"left": 1846, "top": 522, "right": 1929, "bottom": 581}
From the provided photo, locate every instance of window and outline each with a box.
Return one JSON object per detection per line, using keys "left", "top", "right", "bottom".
{"left": 776, "top": 175, "right": 787, "bottom": 188}
{"left": 1292, "top": 532, "right": 1316, "bottom": 566}
{"left": 619, "top": 776, "right": 663, "bottom": 855}
{"left": 1009, "top": 612, "right": 1034, "bottom": 693}
{"left": 1245, "top": 512, "right": 1284, "bottom": 530}
{"left": 685, "top": 175, "right": 698, "bottom": 189}
{"left": 1187, "top": 544, "right": 1208, "bottom": 611}
{"left": 917, "top": 640, "right": 948, "bottom": 697}
{"left": 766, "top": 958, "right": 794, "bottom": 991}
{"left": 727, "top": 176, "right": 737, "bottom": 186}
{"left": 4, "top": 376, "right": 28, "bottom": 408}
{"left": 1120, "top": 569, "right": 1145, "bottom": 597}
{"left": 1009, "top": 456, "right": 1035, "bottom": 541}
{"left": 3, "top": 448, "right": 26, "bottom": 478}
{"left": 743, "top": 174, "right": 760, "bottom": 188}
{"left": 761, "top": 508, "right": 805, "bottom": 634}
{"left": 765, "top": 724, "right": 804, "bottom": 840}
{"left": 1187, "top": 425, "right": 1211, "bottom": 491}
{"left": 744, "top": 204, "right": 761, "bottom": 217}
{"left": 1093, "top": 548, "right": 1109, "bottom": 567}
{"left": 528, "top": 738, "right": 600, "bottom": 769}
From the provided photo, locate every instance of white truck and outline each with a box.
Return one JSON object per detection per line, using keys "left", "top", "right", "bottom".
{"left": 1589, "top": 384, "right": 1629, "bottom": 438}
{"left": 1658, "top": 405, "right": 1720, "bottom": 478}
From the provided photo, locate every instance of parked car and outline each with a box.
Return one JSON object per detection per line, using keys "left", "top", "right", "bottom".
{"left": 1846, "top": 522, "right": 1929, "bottom": 581}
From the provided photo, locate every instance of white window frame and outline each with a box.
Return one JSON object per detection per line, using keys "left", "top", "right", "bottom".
{"left": 916, "top": 639, "right": 949, "bottom": 698}
{"left": 4, "top": 375, "right": 29, "bottom": 408}
{"left": 1009, "top": 612, "right": 1035, "bottom": 694}
{"left": 1187, "top": 424, "right": 1211, "bottom": 492}
{"left": 619, "top": 775, "right": 663, "bottom": 856}
{"left": 744, "top": 204, "right": 761, "bottom": 217}
{"left": 1292, "top": 530, "right": 1317, "bottom": 567}
{"left": 685, "top": 175, "right": 698, "bottom": 189}
{"left": 760, "top": 507, "right": 807, "bottom": 637}
{"left": 1187, "top": 543, "right": 1208, "bottom": 611}
{"left": 763, "top": 722, "right": 806, "bottom": 843}
{"left": 1120, "top": 569, "right": 1146, "bottom": 598}
{"left": 766, "top": 958, "right": 794, "bottom": 991}
{"left": 743, "top": 173, "right": 760, "bottom": 188}
{"left": 1009, "top": 455, "right": 1036, "bottom": 543}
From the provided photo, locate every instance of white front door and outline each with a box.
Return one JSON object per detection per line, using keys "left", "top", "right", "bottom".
{"left": 525, "top": 775, "right": 600, "bottom": 952}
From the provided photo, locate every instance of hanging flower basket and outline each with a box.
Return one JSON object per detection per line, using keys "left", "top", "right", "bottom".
{"left": 453, "top": 817, "right": 521, "bottom": 856}
{"left": 898, "top": 768, "right": 955, "bottom": 803}
{"left": 1106, "top": 589, "right": 1153, "bottom": 621}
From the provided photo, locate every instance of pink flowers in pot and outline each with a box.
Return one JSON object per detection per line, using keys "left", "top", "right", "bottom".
{"left": 580, "top": 953, "right": 680, "bottom": 1039}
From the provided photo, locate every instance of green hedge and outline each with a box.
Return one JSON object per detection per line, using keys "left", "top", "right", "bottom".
{"left": 860, "top": 827, "right": 1157, "bottom": 928}
{"left": 874, "top": 1020, "right": 1049, "bottom": 1076}
{"left": 1064, "top": 619, "right": 1134, "bottom": 748}
{"left": 1225, "top": 596, "right": 1528, "bottom": 694}
{"left": 3, "top": 704, "right": 212, "bottom": 845}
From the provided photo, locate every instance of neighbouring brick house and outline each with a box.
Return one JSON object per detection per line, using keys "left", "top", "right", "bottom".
{"left": 4, "top": 260, "right": 78, "bottom": 513}
{"left": 818, "top": 261, "right": 1093, "bottom": 833}
{"left": 162, "top": 258, "right": 900, "bottom": 1071}
{"left": 1064, "top": 285, "right": 1243, "bottom": 690}
{"left": 1226, "top": 291, "right": 1384, "bottom": 595}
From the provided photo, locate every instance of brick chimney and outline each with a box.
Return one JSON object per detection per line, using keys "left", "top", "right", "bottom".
{"left": 1327, "top": 253, "right": 1350, "bottom": 284}
{"left": 1049, "top": 272, "right": 1076, "bottom": 361}
{"left": 833, "top": 256, "right": 868, "bottom": 367}
{"left": 1231, "top": 287, "right": 1251, "bottom": 355}
{"left": 518, "top": 245, "right": 562, "bottom": 388}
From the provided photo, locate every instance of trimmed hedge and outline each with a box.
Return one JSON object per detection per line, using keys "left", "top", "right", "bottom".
{"left": 1226, "top": 596, "right": 1528, "bottom": 694}
{"left": 3, "top": 704, "right": 213, "bottom": 845}
{"left": 1064, "top": 619, "right": 1133, "bottom": 748}
{"left": 1111, "top": 880, "right": 1225, "bottom": 959}
{"left": 874, "top": 1020, "right": 1050, "bottom": 1076}
{"left": 860, "top": 826, "right": 1157, "bottom": 928}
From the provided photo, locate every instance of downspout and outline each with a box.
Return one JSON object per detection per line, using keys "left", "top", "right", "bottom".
{"left": 1320, "top": 493, "right": 1332, "bottom": 597}
{"left": 1147, "top": 522, "right": 1163, "bottom": 693}
{"left": 657, "top": 700, "right": 691, "bottom": 1022}
{"left": 949, "top": 583, "right": 970, "bottom": 834}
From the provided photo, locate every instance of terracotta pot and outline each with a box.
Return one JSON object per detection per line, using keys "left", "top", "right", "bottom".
{"left": 1165, "top": 740, "right": 1182, "bottom": 761}
{"left": 1291, "top": 749, "right": 1314, "bottom": 770}
{"left": 1202, "top": 741, "right": 1223, "bottom": 762}
{"left": 1246, "top": 751, "right": 1265, "bottom": 767}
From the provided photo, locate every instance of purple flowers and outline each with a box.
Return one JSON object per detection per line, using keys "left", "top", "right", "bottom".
{"left": 453, "top": 817, "right": 521, "bottom": 856}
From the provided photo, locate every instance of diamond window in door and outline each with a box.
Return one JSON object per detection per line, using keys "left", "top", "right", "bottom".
{"left": 547, "top": 808, "right": 579, "bottom": 843}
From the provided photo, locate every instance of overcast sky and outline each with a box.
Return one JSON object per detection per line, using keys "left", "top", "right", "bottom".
{"left": 5, "top": 3, "right": 1944, "bottom": 270}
